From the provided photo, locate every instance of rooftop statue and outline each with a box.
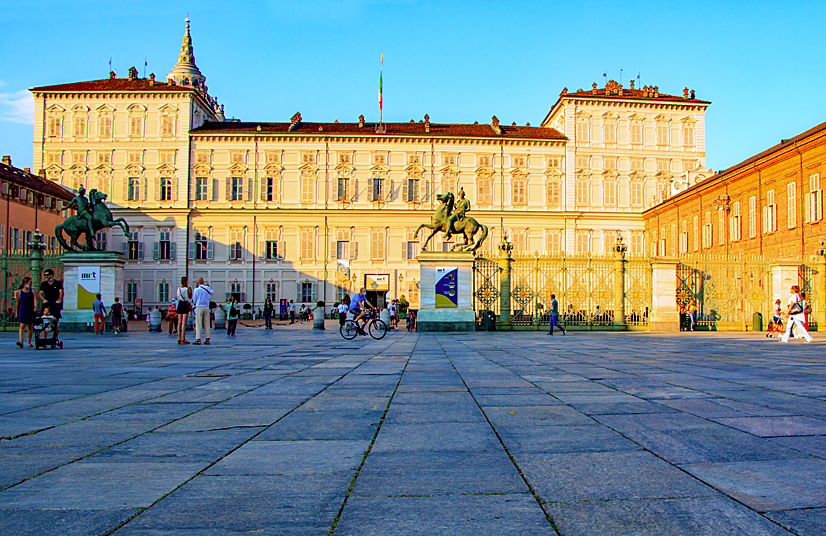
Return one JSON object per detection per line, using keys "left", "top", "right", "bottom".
{"left": 415, "top": 189, "right": 488, "bottom": 252}
{"left": 56, "top": 187, "right": 130, "bottom": 252}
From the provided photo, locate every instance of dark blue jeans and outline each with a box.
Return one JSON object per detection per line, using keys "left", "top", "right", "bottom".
{"left": 549, "top": 313, "right": 565, "bottom": 334}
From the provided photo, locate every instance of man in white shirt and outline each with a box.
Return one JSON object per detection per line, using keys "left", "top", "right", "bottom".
{"left": 192, "top": 277, "right": 214, "bottom": 345}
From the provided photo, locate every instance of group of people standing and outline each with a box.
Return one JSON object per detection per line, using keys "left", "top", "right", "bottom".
{"left": 171, "top": 276, "right": 214, "bottom": 345}
{"left": 14, "top": 269, "right": 67, "bottom": 348}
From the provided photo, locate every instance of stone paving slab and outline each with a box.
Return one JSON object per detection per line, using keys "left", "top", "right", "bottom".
{"left": 1, "top": 329, "right": 825, "bottom": 535}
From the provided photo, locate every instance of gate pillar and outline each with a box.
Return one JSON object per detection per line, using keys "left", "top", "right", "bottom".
{"left": 649, "top": 258, "right": 679, "bottom": 331}
{"left": 613, "top": 237, "right": 627, "bottom": 330}
{"left": 817, "top": 241, "right": 826, "bottom": 331}
{"left": 498, "top": 239, "right": 513, "bottom": 330}
{"left": 770, "top": 263, "right": 801, "bottom": 306}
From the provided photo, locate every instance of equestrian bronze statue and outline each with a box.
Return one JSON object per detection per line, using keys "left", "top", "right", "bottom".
{"left": 56, "top": 186, "right": 130, "bottom": 252}
{"left": 415, "top": 189, "right": 488, "bottom": 252}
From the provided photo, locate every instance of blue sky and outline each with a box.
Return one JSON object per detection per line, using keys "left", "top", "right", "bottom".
{"left": 1, "top": 0, "right": 824, "bottom": 172}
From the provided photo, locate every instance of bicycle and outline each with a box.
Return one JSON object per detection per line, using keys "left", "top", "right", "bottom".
{"left": 340, "top": 308, "right": 387, "bottom": 340}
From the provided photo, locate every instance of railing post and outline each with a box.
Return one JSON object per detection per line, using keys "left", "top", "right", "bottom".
{"left": 613, "top": 236, "right": 627, "bottom": 330}
{"left": 29, "top": 229, "right": 46, "bottom": 303}
{"left": 816, "top": 240, "right": 826, "bottom": 331}
{"left": 498, "top": 238, "right": 513, "bottom": 330}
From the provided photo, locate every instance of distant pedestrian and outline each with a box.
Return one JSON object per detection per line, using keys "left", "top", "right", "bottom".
{"left": 688, "top": 298, "right": 697, "bottom": 331}
{"left": 263, "top": 298, "right": 274, "bottom": 329}
{"left": 289, "top": 300, "right": 296, "bottom": 324}
{"left": 192, "top": 277, "right": 214, "bottom": 345}
{"left": 93, "top": 293, "right": 107, "bottom": 335}
{"left": 167, "top": 301, "right": 177, "bottom": 335}
{"left": 15, "top": 276, "right": 36, "bottom": 348}
{"left": 39, "top": 268, "right": 63, "bottom": 327}
{"left": 226, "top": 297, "right": 239, "bottom": 337}
{"left": 299, "top": 303, "right": 307, "bottom": 323}
{"left": 145, "top": 307, "right": 152, "bottom": 329}
{"left": 110, "top": 297, "right": 124, "bottom": 334}
{"left": 175, "top": 276, "right": 192, "bottom": 345}
{"left": 547, "top": 293, "right": 566, "bottom": 336}
{"left": 780, "top": 285, "right": 812, "bottom": 343}
{"left": 337, "top": 299, "right": 348, "bottom": 329}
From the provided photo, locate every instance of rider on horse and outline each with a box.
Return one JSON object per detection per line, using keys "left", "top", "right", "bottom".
{"left": 64, "top": 186, "right": 94, "bottom": 239}
{"left": 445, "top": 188, "right": 470, "bottom": 240}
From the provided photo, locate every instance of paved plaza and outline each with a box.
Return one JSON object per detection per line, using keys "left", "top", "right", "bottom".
{"left": 1, "top": 325, "right": 826, "bottom": 535}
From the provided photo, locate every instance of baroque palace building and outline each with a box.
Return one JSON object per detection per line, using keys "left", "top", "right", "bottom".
{"left": 29, "top": 21, "right": 710, "bottom": 311}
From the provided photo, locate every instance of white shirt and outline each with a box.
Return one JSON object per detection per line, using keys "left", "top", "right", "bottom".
{"left": 192, "top": 284, "right": 214, "bottom": 308}
{"left": 788, "top": 293, "right": 803, "bottom": 317}
{"left": 337, "top": 304, "right": 348, "bottom": 314}
{"left": 389, "top": 304, "right": 397, "bottom": 315}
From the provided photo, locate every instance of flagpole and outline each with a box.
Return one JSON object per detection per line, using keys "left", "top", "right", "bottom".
{"left": 377, "top": 54, "right": 385, "bottom": 133}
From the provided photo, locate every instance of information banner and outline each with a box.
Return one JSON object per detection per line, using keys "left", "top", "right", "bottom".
{"left": 77, "top": 266, "right": 101, "bottom": 309}
{"left": 365, "top": 274, "right": 390, "bottom": 291}
{"left": 435, "top": 267, "right": 458, "bottom": 308}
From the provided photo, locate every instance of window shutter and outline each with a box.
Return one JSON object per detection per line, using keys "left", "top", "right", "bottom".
{"left": 247, "top": 177, "right": 253, "bottom": 201}
{"left": 153, "top": 241, "right": 159, "bottom": 260}
{"left": 259, "top": 240, "right": 266, "bottom": 260}
{"left": 402, "top": 241, "right": 407, "bottom": 260}
{"left": 170, "top": 242, "right": 177, "bottom": 260}
{"left": 422, "top": 181, "right": 430, "bottom": 202}
{"left": 173, "top": 180, "right": 179, "bottom": 202}
{"left": 817, "top": 192, "right": 824, "bottom": 221}
{"left": 311, "top": 283, "right": 318, "bottom": 303}
{"left": 206, "top": 240, "right": 214, "bottom": 260}
{"left": 225, "top": 178, "right": 232, "bottom": 202}
{"left": 142, "top": 178, "right": 148, "bottom": 201}
{"left": 208, "top": 178, "right": 214, "bottom": 201}
{"left": 190, "top": 179, "right": 197, "bottom": 201}
{"left": 188, "top": 242, "right": 195, "bottom": 260}
{"left": 121, "top": 241, "right": 128, "bottom": 256}
{"left": 350, "top": 179, "right": 357, "bottom": 202}
{"left": 402, "top": 180, "right": 409, "bottom": 202}
{"left": 296, "top": 283, "right": 302, "bottom": 302}
{"left": 805, "top": 192, "right": 812, "bottom": 223}
{"left": 350, "top": 241, "right": 358, "bottom": 260}
{"left": 277, "top": 240, "right": 286, "bottom": 259}
{"left": 330, "top": 240, "right": 337, "bottom": 259}
{"left": 385, "top": 179, "right": 394, "bottom": 201}
{"left": 367, "top": 178, "right": 374, "bottom": 201}
{"left": 138, "top": 241, "right": 145, "bottom": 259}
{"left": 260, "top": 178, "right": 268, "bottom": 201}
{"left": 155, "top": 177, "right": 161, "bottom": 201}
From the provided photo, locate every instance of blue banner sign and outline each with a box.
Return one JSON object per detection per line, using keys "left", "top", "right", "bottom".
{"left": 435, "top": 267, "right": 458, "bottom": 308}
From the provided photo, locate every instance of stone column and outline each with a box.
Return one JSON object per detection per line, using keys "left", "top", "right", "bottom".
{"left": 498, "top": 240, "right": 513, "bottom": 330}
{"left": 415, "top": 251, "right": 476, "bottom": 332}
{"left": 649, "top": 258, "right": 679, "bottom": 331}
{"left": 613, "top": 237, "right": 627, "bottom": 330}
{"left": 28, "top": 230, "right": 46, "bottom": 300}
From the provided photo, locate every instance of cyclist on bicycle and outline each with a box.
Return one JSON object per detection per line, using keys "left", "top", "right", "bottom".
{"left": 349, "top": 287, "right": 375, "bottom": 335}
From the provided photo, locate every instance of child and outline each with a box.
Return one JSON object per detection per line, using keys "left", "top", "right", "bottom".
{"left": 40, "top": 306, "right": 57, "bottom": 330}
{"left": 767, "top": 299, "right": 783, "bottom": 338}
{"left": 337, "top": 300, "right": 348, "bottom": 329}
{"left": 37, "top": 306, "right": 59, "bottom": 347}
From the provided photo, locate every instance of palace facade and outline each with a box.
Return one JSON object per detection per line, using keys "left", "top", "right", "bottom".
{"left": 29, "top": 21, "right": 710, "bottom": 311}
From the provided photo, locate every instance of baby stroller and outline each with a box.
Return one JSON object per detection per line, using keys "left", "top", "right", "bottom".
{"left": 33, "top": 317, "right": 62, "bottom": 349}
{"left": 766, "top": 316, "right": 783, "bottom": 338}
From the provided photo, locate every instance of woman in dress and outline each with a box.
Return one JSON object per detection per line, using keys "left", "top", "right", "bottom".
{"left": 175, "top": 276, "right": 192, "bottom": 345}
{"left": 780, "top": 285, "right": 813, "bottom": 343}
{"left": 110, "top": 297, "right": 124, "bottom": 334}
{"left": 15, "top": 276, "right": 36, "bottom": 348}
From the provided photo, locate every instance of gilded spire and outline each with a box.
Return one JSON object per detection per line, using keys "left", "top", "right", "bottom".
{"left": 167, "top": 18, "right": 205, "bottom": 89}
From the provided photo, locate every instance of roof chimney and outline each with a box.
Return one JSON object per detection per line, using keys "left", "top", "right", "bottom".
{"left": 1, "top": 156, "right": 10, "bottom": 166}
{"left": 690, "top": 89, "right": 695, "bottom": 100}
{"left": 683, "top": 87, "right": 689, "bottom": 99}
{"left": 591, "top": 82, "right": 598, "bottom": 94}
{"left": 424, "top": 114, "right": 430, "bottom": 133}
{"left": 653, "top": 86, "right": 659, "bottom": 98}
{"left": 23, "top": 168, "right": 30, "bottom": 174}
{"left": 38, "top": 169, "right": 46, "bottom": 178}
{"left": 629, "top": 79, "right": 635, "bottom": 89}
{"left": 289, "top": 112, "right": 302, "bottom": 131}
{"left": 560, "top": 87, "right": 568, "bottom": 96}
{"left": 358, "top": 115, "right": 365, "bottom": 128}
{"left": 491, "top": 115, "right": 501, "bottom": 135}
{"left": 149, "top": 73, "right": 155, "bottom": 86}
{"left": 128, "top": 66, "right": 138, "bottom": 80}
{"left": 109, "top": 71, "right": 116, "bottom": 79}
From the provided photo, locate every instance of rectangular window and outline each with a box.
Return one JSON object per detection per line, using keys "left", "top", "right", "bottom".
{"left": 546, "top": 231, "right": 562, "bottom": 254}
{"left": 371, "top": 229, "right": 385, "bottom": 260}
{"left": 630, "top": 158, "right": 644, "bottom": 171}
{"left": 126, "top": 282, "right": 138, "bottom": 304}
{"left": 129, "top": 117, "right": 141, "bottom": 136}
{"left": 631, "top": 232, "right": 643, "bottom": 255}
{"left": 575, "top": 156, "right": 589, "bottom": 170}
{"left": 265, "top": 240, "right": 280, "bottom": 260}
{"left": 477, "top": 176, "right": 492, "bottom": 205}
{"left": 576, "top": 121, "right": 589, "bottom": 142}
{"left": 230, "top": 177, "right": 243, "bottom": 201}
{"left": 406, "top": 241, "right": 419, "bottom": 259}
{"left": 99, "top": 116, "right": 112, "bottom": 137}
{"left": 374, "top": 153, "right": 388, "bottom": 165}
{"left": 630, "top": 122, "right": 643, "bottom": 144}
{"left": 266, "top": 282, "right": 278, "bottom": 303}
{"left": 703, "top": 212, "right": 712, "bottom": 248}
{"left": 159, "top": 178, "right": 172, "bottom": 201}
{"left": 631, "top": 181, "right": 643, "bottom": 206}
{"left": 301, "top": 174, "right": 315, "bottom": 203}
{"left": 603, "top": 180, "right": 616, "bottom": 206}
{"left": 576, "top": 179, "right": 589, "bottom": 206}
{"left": 603, "top": 122, "right": 616, "bottom": 143}
{"left": 718, "top": 209, "right": 726, "bottom": 245}
{"left": 406, "top": 178, "right": 419, "bottom": 202}
{"left": 679, "top": 221, "right": 688, "bottom": 253}
{"left": 158, "top": 282, "right": 170, "bottom": 304}
{"left": 788, "top": 182, "right": 796, "bottom": 228}
{"left": 194, "top": 231, "right": 209, "bottom": 260}
{"left": 161, "top": 115, "right": 173, "bottom": 136}
{"left": 692, "top": 215, "right": 699, "bottom": 251}
{"left": 442, "top": 241, "right": 453, "bottom": 252}
{"left": 229, "top": 229, "right": 243, "bottom": 261}
{"left": 730, "top": 202, "right": 741, "bottom": 241}
{"left": 656, "top": 123, "right": 669, "bottom": 145}
{"left": 95, "top": 230, "right": 108, "bottom": 252}
{"left": 300, "top": 229, "right": 315, "bottom": 260}
{"left": 128, "top": 178, "right": 141, "bottom": 201}
{"left": 73, "top": 116, "right": 86, "bottom": 137}
{"left": 683, "top": 124, "right": 694, "bottom": 146}
{"left": 337, "top": 177, "right": 349, "bottom": 202}
{"left": 512, "top": 178, "right": 526, "bottom": 205}
{"left": 127, "top": 231, "right": 143, "bottom": 260}
{"left": 764, "top": 189, "right": 777, "bottom": 233}
{"left": 48, "top": 116, "right": 61, "bottom": 137}
{"left": 808, "top": 174, "right": 823, "bottom": 223}
{"left": 336, "top": 240, "right": 349, "bottom": 260}
{"left": 442, "top": 154, "right": 455, "bottom": 166}
{"left": 264, "top": 176, "right": 276, "bottom": 202}
{"left": 10, "top": 228, "right": 20, "bottom": 253}
{"left": 301, "top": 282, "right": 314, "bottom": 303}
{"left": 749, "top": 196, "right": 757, "bottom": 237}
{"left": 195, "top": 177, "right": 208, "bottom": 201}
{"left": 575, "top": 231, "right": 589, "bottom": 253}
{"left": 301, "top": 152, "right": 316, "bottom": 165}
{"left": 407, "top": 282, "right": 420, "bottom": 304}
{"left": 546, "top": 181, "right": 560, "bottom": 207}
{"left": 371, "top": 178, "right": 384, "bottom": 201}
{"left": 157, "top": 228, "right": 173, "bottom": 260}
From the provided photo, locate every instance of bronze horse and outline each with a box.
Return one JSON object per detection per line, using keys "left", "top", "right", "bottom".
{"left": 415, "top": 192, "right": 488, "bottom": 252}
{"left": 56, "top": 190, "right": 129, "bottom": 251}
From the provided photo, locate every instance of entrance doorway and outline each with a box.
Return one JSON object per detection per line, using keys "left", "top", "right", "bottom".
{"left": 367, "top": 291, "right": 386, "bottom": 310}
{"left": 364, "top": 274, "right": 390, "bottom": 310}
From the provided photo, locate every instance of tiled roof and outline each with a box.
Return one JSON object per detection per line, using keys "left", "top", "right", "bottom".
{"left": 0, "top": 163, "right": 74, "bottom": 201}
{"left": 192, "top": 121, "right": 566, "bottom": 140}
{"left": 559, "top": 87, "right": 710, "bottom": 105}
{"left": 30, "top": 78, "right": 193, "bottom": 93}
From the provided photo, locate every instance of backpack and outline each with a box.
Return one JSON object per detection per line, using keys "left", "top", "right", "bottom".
{"left": 229, "top": 304, "right": 238, "bottom": 317}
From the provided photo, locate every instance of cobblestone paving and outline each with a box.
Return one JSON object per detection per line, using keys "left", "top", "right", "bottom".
{"left": 1, "top": 325, "right": 825, "bottom": 535}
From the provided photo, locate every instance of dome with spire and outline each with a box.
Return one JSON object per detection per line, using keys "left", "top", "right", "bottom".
{"left": 167, "top": 18, "right": 206, "bottom": 90}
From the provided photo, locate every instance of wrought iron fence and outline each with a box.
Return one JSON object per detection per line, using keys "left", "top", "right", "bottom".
{"left": 0, "top": 254, "right": 64, "bottom": 328}
{"left": 472, "top": 257, "right": 500, "bottom": 327}
{"left": 800, "top": 262, "right": 820, "bottom": 332}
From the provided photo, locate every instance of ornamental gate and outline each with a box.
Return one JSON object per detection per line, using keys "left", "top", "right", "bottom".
{"left": 800, "top": 263, "right": 820, "bottom": 332}
{"left": 0, "top": 254, "right": 63, "bottom": 329}
{"left": 472, "top": 257, "right": 500, "bottom": 327}
{"left": 676, "top": 256, "right": 772, "bottom": 331}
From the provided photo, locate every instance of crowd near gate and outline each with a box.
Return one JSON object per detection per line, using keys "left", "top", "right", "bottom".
{"left": 473, "top": 239, "right": 825, "bottom": 332}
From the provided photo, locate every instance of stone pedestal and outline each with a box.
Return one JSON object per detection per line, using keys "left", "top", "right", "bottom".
{"left": 60, "top": 252, "right": 125, "bottom": 332}
{"left": 649, "top": 258, "right": 679, "bottom": 331}
{"left": 416, "top": 251, "right": 476, "bottom": 332}
{"left": 771, "top": 264, "right": 801, "bottom": 305}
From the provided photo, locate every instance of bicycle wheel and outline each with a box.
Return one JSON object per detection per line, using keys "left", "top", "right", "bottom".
{"left": 369, "top": 319, "right": 388, "bottom": 340}
{"left": 340, "top": 320, "right": 358, "bottom": 340}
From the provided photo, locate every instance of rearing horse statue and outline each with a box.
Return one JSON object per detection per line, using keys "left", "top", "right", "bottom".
{"left": 56, "top": 189, "right": 130, "bottom": 252}
{"left": 414, "top": 192, "right": 488, "bottom": 252}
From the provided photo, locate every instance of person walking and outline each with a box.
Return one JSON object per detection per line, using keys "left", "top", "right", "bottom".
{"left": 39, "top": 268, "right": 63, "bottom": 327}
{"left": 547, "top": 293, "right": 566, "bottom": 336}
{"left": 92, "top": 293, "right": 107, "bottom": 334}
{"left": 110, "top": 297, "right": 124, "bottom": 334}
{"left": 175, "top": 277, "right": 192, "bottom": 345}
{"left": 226, "top": 297, "right": 239, "bottom": 337}
{"left": 192, "top": 278, "right": 213, "bottom": 345}
{"left": 299, "top": 303, "right": 307, "bottom": 323}
{"left": 337, "top": 299, "right": 348, "bottom": 330}
{"left": 289, "top": 300, "right": 296, "bottom": 324}
{"left": 167, "top": 301, "right": 178, "bottom": 335}
{"left": 15, "top": 276, "right": 36, "bottom": 348}
{"left": 263, "top": 298, "right": 274, "bottom": 329}
{"left": 688, "top": 298, "right": 698, "bottom": 331}
{"left": 780, "top": 285, "right": 813, "bottom": 343}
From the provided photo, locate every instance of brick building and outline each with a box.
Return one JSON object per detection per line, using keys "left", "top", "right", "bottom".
{"left": 644, "top": 121, "right": 826, "bottom": 259}
{"left": 0, "top": 157, "right": 74, "bottom": 254}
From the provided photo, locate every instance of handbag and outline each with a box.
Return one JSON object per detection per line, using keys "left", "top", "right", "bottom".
{"left": 789, "top": 302, "right": 803, "bottom": 316}
{"left": 804, "top": 303, "right": 813, "bottom": 315}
